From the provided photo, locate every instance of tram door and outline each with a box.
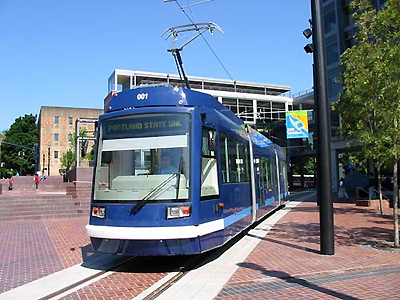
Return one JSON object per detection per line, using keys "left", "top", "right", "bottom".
{"left": 258, "top": 158, "right": 274, "bottom": 206}
{"left": 256, "top": 158, "right": 266, "bottom": 206}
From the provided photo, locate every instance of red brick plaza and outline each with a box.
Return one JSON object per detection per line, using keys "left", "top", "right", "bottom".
{"left": 0, "top": 191, "right": 399, "bottom": 299}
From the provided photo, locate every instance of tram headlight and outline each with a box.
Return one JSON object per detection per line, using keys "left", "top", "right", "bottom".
{"left": 167, "top": 205, "right": 191, "bottom": 219}
{"left": 92, "top": 206, "right": 106, "bottom": 219}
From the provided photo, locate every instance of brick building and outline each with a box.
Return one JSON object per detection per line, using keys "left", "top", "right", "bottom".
{"left": 38, "top": 107, "right": 103, "bottom": 176}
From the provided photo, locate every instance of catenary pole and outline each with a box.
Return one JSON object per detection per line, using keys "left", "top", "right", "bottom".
{"left": 311, "top": 0, "right": 335, "bottom": 255}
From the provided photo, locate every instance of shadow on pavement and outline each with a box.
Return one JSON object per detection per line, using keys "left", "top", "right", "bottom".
{"left": 248, "top": 233, "right": 320, "bottom": 255}
{"left": 237, "top": 262, "right": 361, "bottom": 300}
{"left": 268, "top": 222, "right": 393, "bottom": 247}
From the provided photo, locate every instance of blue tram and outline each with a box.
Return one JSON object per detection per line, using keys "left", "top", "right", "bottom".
{"left": 86, "top": 85, "right": 288, "bottom": 256}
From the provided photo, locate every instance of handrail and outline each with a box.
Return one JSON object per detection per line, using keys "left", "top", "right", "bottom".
{"left": 373, "top": 188, "right": 391, "bottom": 201}
{"left": 355, "top": 186, "right": 390, "bottom": 201}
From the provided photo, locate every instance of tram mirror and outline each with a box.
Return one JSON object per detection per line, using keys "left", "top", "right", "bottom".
{"left": 209, "top": 130, "right": 217, "bottom": 152}
{"left": 102, "top": 151, "right": 112, "bottom": 164}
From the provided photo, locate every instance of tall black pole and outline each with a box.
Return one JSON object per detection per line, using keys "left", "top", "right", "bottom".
{"left": 34, "top": 144, "right": 38, "bottom": 175}
{"left": 311, "top": 0, "right": 335, "bottom": 255}
{"left": 48, "top": 146, "right": 50, "bottom": 176}
{"left": 313, "top": 63, "right": 321, "bottom": 207}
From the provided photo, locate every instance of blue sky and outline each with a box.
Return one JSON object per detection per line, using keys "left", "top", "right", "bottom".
{"left": 0, "top": 0, "right": 313, "bottom": 132}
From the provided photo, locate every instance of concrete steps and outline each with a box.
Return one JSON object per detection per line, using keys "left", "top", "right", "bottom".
{"left": 0, "top": 171, "right": 94, "bottom": 221}
{"left": 66, "top": 182, "right": 92, "bottom": 198}
{"left": 0, "top": 194, "right": 91, "bottom": 221}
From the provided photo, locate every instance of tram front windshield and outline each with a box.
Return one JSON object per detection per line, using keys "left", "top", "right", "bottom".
{"left": 94, "top": 113, "right": 190, "bottom": 202}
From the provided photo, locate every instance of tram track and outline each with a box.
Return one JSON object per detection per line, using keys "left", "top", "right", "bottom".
{"left": 139, "top": 253, "right": 210, "bottom": 300}
{"left": 41, "top": 255, "right": 140, "bottom": 300}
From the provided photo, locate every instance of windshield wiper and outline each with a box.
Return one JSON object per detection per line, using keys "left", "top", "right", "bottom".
{"left": 130, "top": 173, "right": 178, "bottom": 215}
{"left": 175, "top": 150, "right": 184, "bottom": 201}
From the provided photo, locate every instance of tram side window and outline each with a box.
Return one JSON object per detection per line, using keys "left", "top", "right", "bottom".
{"left": 201, "top": 127, "right": 219, "bottom": 199}
{"left": 278, "top": 160, "right": 287, "bottom": 188}
{"left": 239, "top": 142, "right": 250, "bottom": 182}
{"left": 230, "top": 138, "right": 250, "bottom": 183}
{"left": 263, "top": 159, "right": 273, "bottom": 192}
{"left": 228, "top": 137, "right": 239, "bottom": 182}
{"left": 281, "top": 161, "right": 288, "bottom": 194}
{"left": 220, "top": 133, "right": 250, "bottom": 183}
{"left": 220, "top": 133, "right": 229, "bottom": 183}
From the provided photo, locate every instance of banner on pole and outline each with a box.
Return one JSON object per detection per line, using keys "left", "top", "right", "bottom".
{"left": 285, "top": 110, "right": 309, "bottom": 139}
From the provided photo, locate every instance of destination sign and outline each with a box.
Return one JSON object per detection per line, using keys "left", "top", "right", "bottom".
{"left": 103, "top": 113, "right": 190, "bottom": 139}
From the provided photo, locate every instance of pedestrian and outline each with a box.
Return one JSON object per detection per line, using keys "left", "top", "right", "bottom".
{"left": 34, "top": 174, "right": 40, "bottom": 190}
{"left": 338, "top": 177, "right": 349, "bottom": 199}
{"left": 8, "top": 177, "right": 13, "bottom": 191}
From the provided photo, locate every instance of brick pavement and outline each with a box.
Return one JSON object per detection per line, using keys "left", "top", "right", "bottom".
{"left": 215, "top": 198, "right": 400, "bottom": 300}
{"left": 1, "top": 193, "right": 400, "bottom": 300}
{"left": 43, "top": 218, "right": 92, "bottom": 269}
{"left": 0, "top": 217, "right": 92, "bottom": 294}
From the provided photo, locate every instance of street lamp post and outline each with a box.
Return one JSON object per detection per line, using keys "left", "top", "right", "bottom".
{"left": 47, "top": 146, "right": 51, "bottom": 176}
{"left": 33, "top": 144, "right": 38, "bottom": 175}
{"left": 18, "top": 151, "right": 23, "bottom": 176}
{"left": 310, "top": 0, "right": 335, "bottom": 255}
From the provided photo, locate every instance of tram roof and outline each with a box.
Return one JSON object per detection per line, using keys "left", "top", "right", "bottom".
{"left": 105, "top": 85, "right": 243, "bottom": 125}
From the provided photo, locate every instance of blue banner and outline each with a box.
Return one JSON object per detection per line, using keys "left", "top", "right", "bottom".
{"left": 286, "top": 110, "right": 309, "bottom": 139}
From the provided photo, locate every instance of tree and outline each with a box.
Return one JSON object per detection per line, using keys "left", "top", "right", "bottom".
{"left": 60, "top": 149, "right": 75, "bottom": 173}
{"left": 60, "top": 128, "right": 88, "bottom": 172}
{"left": 1, "top": 114, "right": 38, "bottom": 176}
{"left": 337, "top": 0, "right": 400, "bottom": 247}
{"left": 376, "top": 0, "right": 400, "bottom": 249}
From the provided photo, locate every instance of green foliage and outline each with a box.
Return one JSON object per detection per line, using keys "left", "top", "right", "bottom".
{"left": 338, "top": 0, "right": 400, "bottom": 169}
{"left": 1, "top": 114, "right": 38, "bottom": 176}
{"left": 60, "top": 127, "right": 88, "bottom": 172}
{"left": 60, "top": 148, "right": 75, "bottom": 173}
{"left": 86, "top": 146, "right": 95, "bottom": 161}
{"left": 292, "top": 157, "right": 315, "bottom": 175}
{"left": 338, "top": 151, "right": 368, "bottom": 174}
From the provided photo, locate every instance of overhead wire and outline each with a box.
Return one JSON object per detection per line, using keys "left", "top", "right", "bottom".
{"left": 174, "top": 0, "right": 235, "bottom": 81}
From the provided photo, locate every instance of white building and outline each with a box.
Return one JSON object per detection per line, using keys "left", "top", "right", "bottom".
{"left": 106, "top": 70, "right": 293, "bottom": 125}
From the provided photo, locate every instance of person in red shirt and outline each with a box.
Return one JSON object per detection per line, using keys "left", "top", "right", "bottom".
{"left": 8, "top": 177, "right": 13, "bottom": 191}
{"left": 34, "top": 174, "right": 40, "bottom": 190}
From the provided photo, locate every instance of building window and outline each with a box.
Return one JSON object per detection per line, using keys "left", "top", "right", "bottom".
{"left": 68, "top": 117, "right": 73, "bottom": 125}
{"left": 54, "top": 133, "right": 59, "bottom": 142}
{"left": 324, "top": 9, "right": 337, "bottom": 34}
{"left": 326, "top": 41, "right": 339, "bottom": 65}
{"left": 54, "top": 116, "right": 59, "bottom": 125}
{"left": 68, "top": 133, "right": 72, "bottom": 142}
{"left": 54, "top": 151, "right": 59, "bottom": 159}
